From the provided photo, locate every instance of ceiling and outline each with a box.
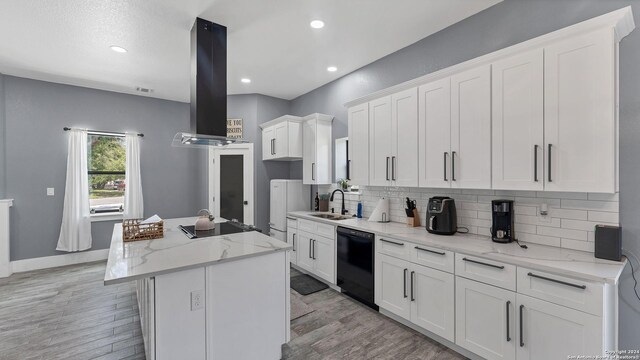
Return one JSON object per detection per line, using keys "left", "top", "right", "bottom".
{"left": 0, "top": 0, "right": 501, "bottom": 102}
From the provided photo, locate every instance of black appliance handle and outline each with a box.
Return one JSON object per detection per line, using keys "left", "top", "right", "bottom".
{"left": 506, "top": 301, "right": 511, "bottom": 342}
{"left": 415, "top": 246, "right": 446, "bottom": 256}
{"left": 451, "top": 151, "right": 456, "bottom": 181}
{"left": 462, "top": 257, "right": 505, "bottom": 269}
{"left": 443, "top": 152, "right": 448, "bottom": 181}
{"left": 534, "top": 145, "right": 539, "bottom": 182}
{"left": 548, "top": 144, "right": 552, "bottom": 182}
{"left": 380, "top": 238, "right": 404, "bottom": 246}
{"left": 410, "top": 271, "right": 415, "bottom": 301}
{"left": 520, "top": 305, "right": 525, "bottom": 347}
{"left": 403, "top": 268, "right": 408, "bottom": 298}
{"left": 527, "top": 272, "right": 586, "bottom": 290}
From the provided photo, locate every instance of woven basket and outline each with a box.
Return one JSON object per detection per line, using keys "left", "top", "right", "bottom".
{"left": 122, "top": 219, "right": 164, "bottom": 242}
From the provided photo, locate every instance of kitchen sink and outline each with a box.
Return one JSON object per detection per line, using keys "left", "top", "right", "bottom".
{"left": 310, "top": 213, "right": 350, "bottom": 220}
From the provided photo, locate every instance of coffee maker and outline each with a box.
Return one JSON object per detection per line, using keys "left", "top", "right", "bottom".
{"left": 491, "top": 200, "right": 514, "bottom": 243}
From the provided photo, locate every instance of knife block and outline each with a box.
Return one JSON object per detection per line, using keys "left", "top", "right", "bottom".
{"left": 407, "top": 209, "right": 421, "bottom": 227}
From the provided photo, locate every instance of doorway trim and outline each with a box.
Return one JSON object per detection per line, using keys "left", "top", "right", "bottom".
{"left": 208, "top": 143, "right": 254, "bottom": 225}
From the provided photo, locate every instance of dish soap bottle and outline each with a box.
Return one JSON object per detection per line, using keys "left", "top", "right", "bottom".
{"left": 314, "top": 192, "right": 320, "bottom": 211}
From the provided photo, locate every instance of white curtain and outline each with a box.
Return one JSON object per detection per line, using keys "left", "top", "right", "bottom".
{"left": 57, "top": 129, "right": 92, "bottom": 252}
{"left": 124, "top": 133, "right": 144, "bottom": 219}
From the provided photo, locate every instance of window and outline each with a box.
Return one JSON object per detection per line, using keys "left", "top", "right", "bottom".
{"left": 88, "top": 134, "right": 126, "bottom": 214}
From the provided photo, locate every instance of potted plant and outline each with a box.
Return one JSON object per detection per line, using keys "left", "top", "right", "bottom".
{"left": 319, "top": 193, "right": 330, "bottom": 212}
{"left": 338, "top": 178, "right": 349, "bottom": 191}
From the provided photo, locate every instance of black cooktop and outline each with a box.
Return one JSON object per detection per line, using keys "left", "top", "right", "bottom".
{"left": 178, "top": 221, "right": 260, "bottom": 239}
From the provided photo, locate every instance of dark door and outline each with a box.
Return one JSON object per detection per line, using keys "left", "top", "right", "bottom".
{"left": 219, "top": 154, "right": 244, "bottom": 222}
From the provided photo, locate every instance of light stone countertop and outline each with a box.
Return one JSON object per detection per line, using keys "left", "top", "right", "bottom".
{"left": 104, "top": 217, "right": 291, "bottom": 285}
{"left": 288, "top": 211, "right": 626, "bottom": 284}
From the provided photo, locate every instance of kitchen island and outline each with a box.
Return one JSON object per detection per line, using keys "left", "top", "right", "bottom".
{"left": 104, "top": 217, "right": 291, "bottom": 360}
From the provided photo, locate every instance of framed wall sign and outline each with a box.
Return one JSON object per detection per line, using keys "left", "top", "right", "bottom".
{"left": 227, "top": 118, "right": 243, "bottom": 139}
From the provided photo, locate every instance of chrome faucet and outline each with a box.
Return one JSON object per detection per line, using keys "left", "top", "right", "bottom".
{"left": 330, "top": 189, "right": 347, "bottom": 215}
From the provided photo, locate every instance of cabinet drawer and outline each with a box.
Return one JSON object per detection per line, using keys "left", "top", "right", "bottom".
{"left": 297, "top": 219, "right": 316, "bottom": 233}
{"left": 316, "top": 223, "right": 335, "bottom": 239}
{"left": 377, "top": 236, "right": 411, "bottom": 260}
{"left": 517, "top": 267, "right": 602, "bottom": 316}
{"left": 286, "top": 217, "right": 297, "bottom": 228}
{"left": 455, "top": 254, "right": 516, "bottom": 291}
{"left": 410, "top": 244, "right": 454, "bottom": 273}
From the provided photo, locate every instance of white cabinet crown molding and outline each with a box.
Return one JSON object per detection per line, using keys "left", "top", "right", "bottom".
{"left": 259, "top": 115, "right": 304, "bottom": 130}
{"left": 0, "top": 199, "right": 13, "bottom": 206}
{"left": 303, "top": 113, "right": 334, "bottom": 123}
{"left": 344, "top": 6, "right": 634, "bottom": 108}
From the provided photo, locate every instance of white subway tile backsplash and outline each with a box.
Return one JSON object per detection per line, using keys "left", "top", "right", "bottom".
{"left": 323, "top": 185, "right": 618, "bottom": 253}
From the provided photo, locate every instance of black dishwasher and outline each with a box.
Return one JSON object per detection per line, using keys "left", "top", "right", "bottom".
{"left": 336, "top": 226, "right": 378, "bottom": 310}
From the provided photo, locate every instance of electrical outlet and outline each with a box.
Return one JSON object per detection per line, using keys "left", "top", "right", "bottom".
{"left": 191, "top": 290, "right": 204, "bottom": 311}
{"left": 47, "top": 188, "right": 55, "bottom": 196}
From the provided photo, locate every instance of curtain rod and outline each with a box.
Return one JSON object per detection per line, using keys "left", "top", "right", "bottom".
{"left": 63, "top": 127, "right": 144, "bottom": 137}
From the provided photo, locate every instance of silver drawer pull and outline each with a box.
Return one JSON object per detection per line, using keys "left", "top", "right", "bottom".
{"left": 380, "top": 238, "right": 404, "bottom": 246}
{"left": 462, "top": 257, "right": 505, "bottom": 269}
{"left": 527, "top": 272, "right": 586, "bottom": 290}
{"left": 415, "top": 246, "right": 445, "bottom": 256}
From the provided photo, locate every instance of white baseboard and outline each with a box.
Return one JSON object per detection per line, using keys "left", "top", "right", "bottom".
{"left": 10, "top": 249, "right": 109, "bottom": 273}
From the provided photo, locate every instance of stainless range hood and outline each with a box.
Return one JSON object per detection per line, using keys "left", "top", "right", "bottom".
{"left": 172, "top": 18, "right": 246, "bottom": 148}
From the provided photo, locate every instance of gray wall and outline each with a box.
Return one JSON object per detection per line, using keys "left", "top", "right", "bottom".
{"left": 227, "top": 94, "right": 292, "bottom": 233}
{"left": 4, "top": 76, "right": 208, "bottom": 260}
{"left": 288, "top": 0, "right": 640, "bottom": 348}
{"left": 0, "top": 73, "right": 6, "bottom": 198}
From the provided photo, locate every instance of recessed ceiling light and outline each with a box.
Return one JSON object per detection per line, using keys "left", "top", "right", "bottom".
{"left": 241, "top": 78, "right": 251, "bottom": 83}
{"left": 327, "top": 66, "right": 338, "bottom": 72}
{"left": 110, "top": 45, "right": 127, "bottom": 53}
{"left": 310, "top": 20, "right": 325, "bottom": 29}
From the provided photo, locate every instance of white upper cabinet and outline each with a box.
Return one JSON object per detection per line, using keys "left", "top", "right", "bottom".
{"left": 419, "top": 77, "right": 451, "bottom": 188}
{"left": 451, "top": 64, "right": 492, "bottom": 189}
{"left": 260, "top": 116, "right": 303, "bottom": 161}
{"left": 368, "top": 89, "right": 419, "bottom": 187}
{"left": 492, "top": 49, "right": 544, "bottom": 191}
{"left": 544, "top": 28, "right": 616, "bottom": 193}
{"left": 391, "top": 88, "right": 419, "bottom": 187}
{"left": 369, "top": 96, "right": 393, "bottom": 186}
{"left": 347, "top": 103, "right": 369, "bottom": 185}
{"left": 302, "top": 113, "right": 333, "bottom": 185}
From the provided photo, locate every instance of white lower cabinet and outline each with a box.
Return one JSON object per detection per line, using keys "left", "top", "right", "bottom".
{"left": 376, "top": 253, "right": 455, "bottom": 342}
{"left": 516, "top": 294, "right": 601, "bottom": 360}
{"left": 455, "top": 277, "right": 516, "bottom": 360}
{"left": 287, "top": 226, "right": 297, "bottom": 265}
{"left": 296, "top": 229, "right": 335, "bottom": 284}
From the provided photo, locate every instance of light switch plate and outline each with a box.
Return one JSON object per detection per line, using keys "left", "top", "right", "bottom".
{"left": 191, "top": 290, "right": 204, "bottom": 311}
{"left": 47, "top": 188, "right": 55, "bottom": 196}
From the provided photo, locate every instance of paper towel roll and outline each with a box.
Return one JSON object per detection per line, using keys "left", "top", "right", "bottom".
{"left": 368, "top": 198, "right": 390, "bottom": 223}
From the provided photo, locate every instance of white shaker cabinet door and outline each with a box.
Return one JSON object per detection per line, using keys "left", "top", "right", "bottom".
{"left": 419, "top": 77, "right": 451, "bottom": 188}
{"left": 516, "top": 294, "right": 602, "bottom": 360}
{"left": 347, "top": 103, "right": 370, "bottom": 185}
{"left": 391, "top": 87, "right": 419, "bottom": 187}
{"left": 409, "top": 265, "right": 455, "bottom": 342}
{"left": 456, "top": 277, "right": 516, "bottom": 360}
{"left": 313, "top": 236, "right": 335, "bottom": 284}
{"left": 369, "top": 96, "right": 393, "bottom": 186}
{"left": 273, "top": 121, "right": 289, "bottom": 158}
{"left": 287, "top": 227, "right": 297, "bottom": 265}
{"left": 375, "top": 254, "right": 411, "bottom": 320}
{"left": 492, "top": 49, "right": 544, "bottom": 191}
{"left": 302, "top": 120, "right": 317, "bottom": 184}
{"left": 451, "top": 64, "right": 492, "bottom": 189}
{"left": 296, "top": 230, "right": 314, "bottom": 273}
{"left": 262, "top": 126, "right": 274, "bottom": 161}
{"left": 544, "top": 28, "right": 616, "bottom": 193}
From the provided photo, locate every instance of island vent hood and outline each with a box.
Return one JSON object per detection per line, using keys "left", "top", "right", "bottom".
{"left": 172, "top": 18, "right": 246, "bottom": 148}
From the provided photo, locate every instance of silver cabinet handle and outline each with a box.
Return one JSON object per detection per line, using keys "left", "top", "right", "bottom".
{"left": 403, "top": 268, "right": 408, "bottom": 298}
{"left": 380, "top": 238, "right": 404, "bottom": 246}
{"left": 548, "top": 144, "right": 552, "bottom": 182}
{"left": 415, "top": 246, "right": 445, "bottom": 256}
{"left": 391, "top": 156, "right": 396, "bottom": 181}
{"left": 506, "top": 301, "right": 511, "bottom": 342}
{"left": 386, "top": 157, "right": 390, "bottom": 181}
{"left": 534, "top": 145, "right": 539, "bottom": 182}
{"left": 311, "top": 163, "right": 315, "bottom": 181}
{"left": 410, "top": 270, "right": 415, "bottom": 301}
{"left": 451, "top": 151, "right": 456, "bottom": 181}
{"left": 292, "top": 233, "right": 296, "bottom": 251}
{"left": 271, "top": 139, "right": 275, "bottom": 155}
{"left": 443, "top": 152, "right": 448, "bottom": 181}
{"left": 462, "top": 257, "right": 505, "bottom": 269}
{"left": 347, "top": 160, "right": 351, "bottom": 181}
{"left": 309, "top": 238, "right": 313, "bottom": 259}
{"left": 520, "top": 305, "right": 525, "bottom": 347}
{"left": 312, "top": 239, "right": 316, "bottom": 260}
{"left": 527, "top": 272, "right": 586, "bottom": 289}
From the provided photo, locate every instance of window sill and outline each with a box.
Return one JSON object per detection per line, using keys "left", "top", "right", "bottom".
{"left": 90, "top": 213, "right": 124, "bottom": 222}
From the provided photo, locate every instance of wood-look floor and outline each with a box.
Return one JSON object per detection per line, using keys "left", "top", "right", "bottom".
{"left": 0, "top": 262, "right": 466, "bottom": 360}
